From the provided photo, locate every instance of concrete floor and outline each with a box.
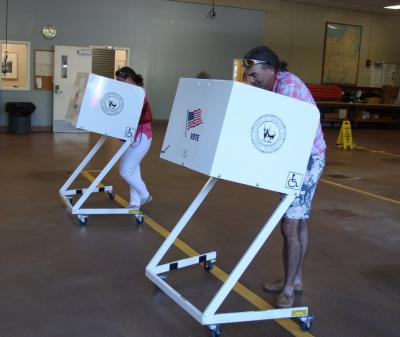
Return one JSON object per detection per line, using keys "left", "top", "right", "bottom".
{"left": 0, "top": 126, "right": 399, "bottom": 337}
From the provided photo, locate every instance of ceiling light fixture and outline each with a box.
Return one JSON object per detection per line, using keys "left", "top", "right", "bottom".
{"left": 384, "top": 5, "right": 400, "bottom": 9}
{"left": 207, "top": 0, "right": 216, "bottom": 20}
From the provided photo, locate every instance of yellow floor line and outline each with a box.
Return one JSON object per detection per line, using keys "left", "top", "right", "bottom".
{"left": 81, "top": 170, "right": 315, "bottom": 337}
{"left": 321, "top": 178, "right": 400, "bottom": 205}
{"left": 355, "top": 145, "right": 400, "bottom": 158}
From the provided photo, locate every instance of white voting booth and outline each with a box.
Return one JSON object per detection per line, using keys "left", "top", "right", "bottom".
{"left": 146, "top": 78, "right": 319, "bottom": 335}
{"left": 59, "top": 73, "right": 145, "bottom": 224}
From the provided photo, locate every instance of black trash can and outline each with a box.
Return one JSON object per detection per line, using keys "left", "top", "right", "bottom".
{"left": 5, "top": 102, "right": 36, "bottom": 134}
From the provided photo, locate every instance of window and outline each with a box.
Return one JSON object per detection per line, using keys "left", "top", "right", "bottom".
{"left": 1, "top": 41, "right": 31, "bottom": 90}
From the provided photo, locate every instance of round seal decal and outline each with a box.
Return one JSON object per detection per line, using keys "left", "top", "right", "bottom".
{"left": 101, "top": 92, "right": 124, "bottom": 115}
{"left": 251, "top": 114, "right": 286, "bottom": 153}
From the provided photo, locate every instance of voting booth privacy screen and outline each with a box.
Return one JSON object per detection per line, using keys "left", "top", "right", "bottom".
{"left": 161, "top": 78, "right": 320, "bottom": 194}
{"left": 148, "top": 78, "right": 318, "bottom": 332}
{"left": 66, "top": 73, "right": 145, "bottom": 140}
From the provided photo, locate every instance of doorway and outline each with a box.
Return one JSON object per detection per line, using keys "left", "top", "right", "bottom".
{"left": 53, "top": 45, "right": 129, "bottom": 132}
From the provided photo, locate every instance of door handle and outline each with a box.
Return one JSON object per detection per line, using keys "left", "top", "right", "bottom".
{"left": 54, "top": 85, "right": 63, "bottom": 94}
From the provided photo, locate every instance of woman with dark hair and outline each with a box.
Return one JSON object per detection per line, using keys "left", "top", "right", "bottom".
{"left": 115, "top": 66, "right": 153, "bottom": 210}
{"left": 133, "top": 73, "right": 144, "bottom": 87}
{"left": 243, "top": 46, "right": 326, "bottom": 309}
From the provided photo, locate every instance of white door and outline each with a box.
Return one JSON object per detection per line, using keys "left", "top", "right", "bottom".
{"left": 53, "top": 45, "right": 91, "bottom": 132}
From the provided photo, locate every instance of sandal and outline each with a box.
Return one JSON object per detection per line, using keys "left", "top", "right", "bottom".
{"left": 140, "top": 194, "right": 153, "bottom": 206}
{"left": 263, "top": 280, "right": 303, "bottom": 293}
{"left": 277, "top": 292, "right": 295, "bottom": 308}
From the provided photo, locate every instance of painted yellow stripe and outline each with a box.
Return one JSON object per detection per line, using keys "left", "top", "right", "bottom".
{"left": 321, "top": 178, "right": 400, "bottom": 205}
{"left": 81, "top": 170, "right": 315, "bottom": 337}
{"left": 355, "top": 145, "right": 400, "bottom": 158}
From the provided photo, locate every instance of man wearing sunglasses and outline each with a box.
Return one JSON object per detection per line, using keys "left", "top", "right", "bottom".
{"left": 243, "top": 46, "right": 326, "bottom": 309}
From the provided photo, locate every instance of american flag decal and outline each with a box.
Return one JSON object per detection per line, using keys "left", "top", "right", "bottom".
{"left": 186, "top": 108, "right": 203, "bottom": 130}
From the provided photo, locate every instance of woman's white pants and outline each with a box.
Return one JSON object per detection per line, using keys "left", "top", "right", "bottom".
{"left": 119, "top": 134, "right": 152, "bottom": 206}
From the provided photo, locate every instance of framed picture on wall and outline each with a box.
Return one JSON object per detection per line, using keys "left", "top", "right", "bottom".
{"left": 1, "top": 52, "right": 18, "bottom": 79}
{"left": 322, "top": 22, "right": 362, "bottom": 85}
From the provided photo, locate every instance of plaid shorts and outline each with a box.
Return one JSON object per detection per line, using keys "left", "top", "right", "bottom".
{"left": 283, "top": 153, "right": 325, "bottom": 219}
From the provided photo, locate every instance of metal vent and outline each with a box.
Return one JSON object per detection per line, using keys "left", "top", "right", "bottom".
{"left": 92, "top": 48, "right": 115, "bottom": 78}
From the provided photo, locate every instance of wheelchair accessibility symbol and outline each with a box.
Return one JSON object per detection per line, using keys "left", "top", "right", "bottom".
{"left": 125, "top": 127, "right": 136, "bottom": 139}
{"left": 285, "top": 172, "right": 303, "bottom": 190}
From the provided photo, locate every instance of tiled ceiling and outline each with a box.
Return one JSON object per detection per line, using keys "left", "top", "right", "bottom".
{"left": 286, "top": 0, "right": 400, "bottom": 15}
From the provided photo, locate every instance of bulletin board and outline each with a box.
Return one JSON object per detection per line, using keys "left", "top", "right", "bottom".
{"left": 34, "top": 49, "right": 54, "bottom": 90}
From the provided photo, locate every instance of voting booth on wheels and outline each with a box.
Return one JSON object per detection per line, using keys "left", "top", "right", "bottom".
{"left": 59, "top": 73, "right": 145, "bottom": 225}
{"left": 146, "top": 78, "right": 319, "bottom": 336}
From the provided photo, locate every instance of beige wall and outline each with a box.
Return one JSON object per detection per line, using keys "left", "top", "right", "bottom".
{"left": 265, "top": 2, "right": 400, "bottom": 84}
{"left": 174, "top": 0, "right": 400, "bottom": 85}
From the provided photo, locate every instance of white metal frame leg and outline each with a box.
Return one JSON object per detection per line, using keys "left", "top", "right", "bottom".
{"left": 59, "top": 135, "right": 138, "bottom": 220}
{"left": 59, "top": 135, "right": 108, "bottom": 202}
{"left": 146, "top": 180, "right": 310, "bottom": 331}
{"left": 147, "top": 177, "right": 217, "bottom": 269}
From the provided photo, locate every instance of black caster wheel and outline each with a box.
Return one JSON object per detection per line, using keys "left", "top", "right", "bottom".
{"left": 136, "top": 215, "right": 144, "bottom": 224}
{"left": 77, "top": 215, "right": 88, "bottom": 226}
{"left": 299, "top": 314, "right": 314, "bottom": 331}
{"left": 300, "top": 320, "right": 312, "bottom": 331}
{"left": 204, "top": 260, "right": 215, "bottom": 271}
{"left": 107, "top": 191, "right": 115, "bottom": 200}
{"left": 209, "top": 325, "right": 221, "bottom": 337}
{"left": 67, "top": 197, "right": 73, "bottom": 205}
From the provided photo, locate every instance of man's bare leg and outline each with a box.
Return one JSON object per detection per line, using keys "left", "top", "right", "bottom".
{"left": 294, "top": 219, "right": 309, "bottom": 286}
{"left": 277, "top": 217, "right": 308, "bottom": 307}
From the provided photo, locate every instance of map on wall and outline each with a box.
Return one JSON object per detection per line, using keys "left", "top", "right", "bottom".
{"left": 322, "top": 22, "right": 362, "bottom": 85}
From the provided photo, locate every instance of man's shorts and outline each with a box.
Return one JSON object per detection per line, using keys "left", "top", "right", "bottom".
{"left": 283, "top": 153, "right": 325, "bottom": 220}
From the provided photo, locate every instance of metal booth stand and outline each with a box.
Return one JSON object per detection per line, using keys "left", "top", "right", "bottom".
{"left": 146, "top": 79, "right": 319, "bottom": 336}
{"left": 59, "top": 73, "right": 145, "bottom": 225}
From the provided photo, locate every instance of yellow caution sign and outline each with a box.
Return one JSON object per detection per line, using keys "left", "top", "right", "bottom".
{"left": 337, "top": 120, "right": 354, "bottom": 149}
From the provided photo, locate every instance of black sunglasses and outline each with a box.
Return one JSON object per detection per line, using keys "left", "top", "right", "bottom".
{"left": 243, "top": 59, "right": 269, "bottom": 68}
